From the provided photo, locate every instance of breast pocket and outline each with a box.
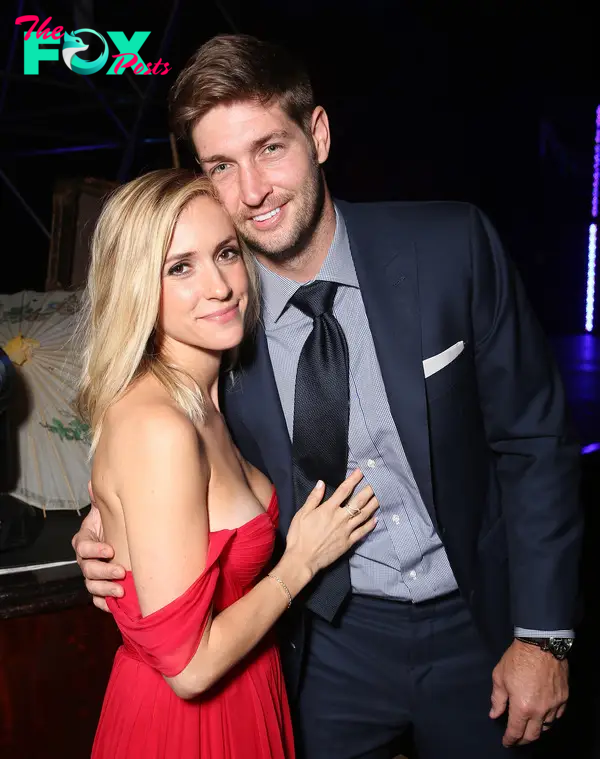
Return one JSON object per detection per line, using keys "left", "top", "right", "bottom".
{"left": 425, "top": 342, "right": 472, "bottom": 402}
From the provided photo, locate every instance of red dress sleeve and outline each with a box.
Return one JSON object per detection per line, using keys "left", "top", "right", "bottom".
{"left": 106, "top": 531, "right": 235, "bottom": 678}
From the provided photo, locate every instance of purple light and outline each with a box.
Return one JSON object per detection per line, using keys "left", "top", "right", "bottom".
{"left": 593, "top": 141, "right": 600, "bottom": 218}
{"left": 585, "top": 105, "right": 600, "bottom": 332}
{"left": 582, "top": 442, "right": 600, "bottom": 455}
{"left": 593, "top": 104, "right": 600, "bottom": 217}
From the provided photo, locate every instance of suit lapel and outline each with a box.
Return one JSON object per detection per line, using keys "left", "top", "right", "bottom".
{"left": 339, "top": 201, "right": 435, "bottom": 522}
{"left": 229, "top": 328, "right": 296, "bottom": 534}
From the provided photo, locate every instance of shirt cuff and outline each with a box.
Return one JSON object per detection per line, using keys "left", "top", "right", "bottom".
{"left": 514, "top": 628, "right": 575, "bottom": 638}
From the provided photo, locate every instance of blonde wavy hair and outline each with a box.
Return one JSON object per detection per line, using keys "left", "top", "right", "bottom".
{"left": 75, "top": 168, "right": 260, "bottom": 454}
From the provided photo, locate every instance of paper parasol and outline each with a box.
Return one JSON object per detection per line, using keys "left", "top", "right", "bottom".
{"left": 0, "top": 290, "right": 91, "bottom": 512}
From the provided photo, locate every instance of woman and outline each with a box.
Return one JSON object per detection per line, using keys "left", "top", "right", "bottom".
{"left": 77, "top": 169, "right": 377, "bottom": 759}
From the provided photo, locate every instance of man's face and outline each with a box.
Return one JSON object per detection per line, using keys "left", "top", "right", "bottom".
{"left": 192, "top": 100, "right": 330, "bottom": 261}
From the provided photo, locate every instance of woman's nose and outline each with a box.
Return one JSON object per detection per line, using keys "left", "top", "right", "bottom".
{"left": 203, "top": 266, "right": 232, "bottom": 300}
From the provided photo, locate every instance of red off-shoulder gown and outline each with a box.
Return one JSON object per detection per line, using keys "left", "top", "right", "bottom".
{"left": 92, "top": 490, "right": 295, "bottom": 758}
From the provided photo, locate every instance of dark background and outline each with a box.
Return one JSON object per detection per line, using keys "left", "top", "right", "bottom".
{"left": 1, "top": 0, "right": 599, "bottom": 336}
{"left": 1, "top": 4, "right": 600, "bottom": 757}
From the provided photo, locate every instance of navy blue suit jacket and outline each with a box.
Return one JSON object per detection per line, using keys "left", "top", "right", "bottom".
{"left": 222, "top": 200, "right": 582, "bottom": 696}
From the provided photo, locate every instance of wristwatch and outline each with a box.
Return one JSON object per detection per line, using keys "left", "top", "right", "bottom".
{"left": 515, "top": 637, "right": 574, "bottom": 660}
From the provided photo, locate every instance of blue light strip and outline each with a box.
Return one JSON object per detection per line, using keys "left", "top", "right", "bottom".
{"left": 586, "top": 223, "right": 597, "bottom": 332}
{"left": 585, "top": 105, "right": 600, "bottom": 332}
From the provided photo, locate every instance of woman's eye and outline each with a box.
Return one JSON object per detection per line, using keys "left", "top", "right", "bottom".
{"left": 217, "top": 247, "right": 240, "bottom": 263}
{"left": 168, "top": 262, "right": 189, "bottom": 276}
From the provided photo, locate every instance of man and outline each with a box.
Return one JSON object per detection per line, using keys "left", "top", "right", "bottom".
{"left": 73, "top": 34, "right": 582, "bottom": 759}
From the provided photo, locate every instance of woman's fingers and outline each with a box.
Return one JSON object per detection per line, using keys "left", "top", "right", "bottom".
{"left": 347, "top": 485, "right": 375, "bottom": 511}
{"left": 349, "top": 515, "right": 378, "bottom": 544}
{"left": 300, "top": 480, "right": 326, "bottom": 512}
{"left": 335, "top": 486, "right": 375, "bottom": 522}
{"left": 327, "top": 469, "right": 364, "bottom": 507}
{"left": 348, "top": 496, "right": 379, "bottom": 526}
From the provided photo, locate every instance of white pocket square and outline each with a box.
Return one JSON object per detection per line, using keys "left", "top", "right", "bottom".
{"left": 423, "top": 340, "right": 465, "bottom": 379}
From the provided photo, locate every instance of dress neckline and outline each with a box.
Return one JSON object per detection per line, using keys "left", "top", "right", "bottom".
{"left": 119, "top": 487, "right": 277, "bottom": 579}
{"left": 210, "top": 486, "right": 277, "bottom": 534}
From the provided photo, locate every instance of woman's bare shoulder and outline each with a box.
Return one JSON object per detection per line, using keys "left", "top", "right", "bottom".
{"left": 101, "top": 377, "right": 205, "bottom": 480}
{"left": 105, "top": 376, "right": 189, "bottom": 433}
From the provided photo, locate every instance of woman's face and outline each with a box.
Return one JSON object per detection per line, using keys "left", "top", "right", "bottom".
{"left": 159, "top": 196, "right": 249, "bottom": 355}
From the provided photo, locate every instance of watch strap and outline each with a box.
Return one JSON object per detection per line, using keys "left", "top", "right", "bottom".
{"left": 515, "top": 636, "right": 573, "bottom": 660}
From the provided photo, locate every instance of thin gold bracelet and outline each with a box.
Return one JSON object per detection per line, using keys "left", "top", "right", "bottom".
{"left": 267, "top": 573, "right": 292, "bottom": 608}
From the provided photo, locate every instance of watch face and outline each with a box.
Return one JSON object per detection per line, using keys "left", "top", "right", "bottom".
{"left": 549, "top": 638, "right": 573, "bottom": 658}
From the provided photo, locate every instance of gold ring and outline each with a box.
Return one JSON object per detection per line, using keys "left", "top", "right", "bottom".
{"left": 344, "top": 504, "right": 361, "bottom": 518}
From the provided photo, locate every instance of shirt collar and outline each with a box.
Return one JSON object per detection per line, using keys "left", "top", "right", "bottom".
{"left": 257, "top": 205, "right": 359, "bottom": 326}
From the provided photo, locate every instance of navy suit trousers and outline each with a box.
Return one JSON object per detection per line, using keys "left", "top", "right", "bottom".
{"left": 294, "top": 592, "right": 538, "bottom": 759}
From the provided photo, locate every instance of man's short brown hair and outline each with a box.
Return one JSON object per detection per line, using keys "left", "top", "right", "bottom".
{"left": 168, "top": 34, "right": 315, "bottom": 147}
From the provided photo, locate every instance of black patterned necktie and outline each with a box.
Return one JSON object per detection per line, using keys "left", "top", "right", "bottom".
{"left": 290, "top": 280, "right": 351, "bottom": 621}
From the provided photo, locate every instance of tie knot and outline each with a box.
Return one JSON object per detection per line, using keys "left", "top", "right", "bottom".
{"left": 290, "top": 280, "right": 338, "bottom": 318}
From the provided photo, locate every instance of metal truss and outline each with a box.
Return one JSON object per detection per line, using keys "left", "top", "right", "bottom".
{"left": 0, "top": 0, "right": 238, "bottom": 241}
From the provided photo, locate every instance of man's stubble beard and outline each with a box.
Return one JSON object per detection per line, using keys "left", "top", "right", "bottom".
{"left": 236, "top": 157, "right": 326, "bottom": 265}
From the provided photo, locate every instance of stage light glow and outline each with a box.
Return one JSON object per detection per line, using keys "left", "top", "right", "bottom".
{"left": 582, "top": 442, "right": 600, "bottom": 455}
{"left": 585, "top": 105, "right": 600, "bottom": 332}
{"left": 586, "top": 223, "right": 597, "bottom": 332}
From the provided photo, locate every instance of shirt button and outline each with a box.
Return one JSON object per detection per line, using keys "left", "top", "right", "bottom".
{"left": 392, "top": 514, "right": 400, "bottom": 525}
{"left": 409, "top": 570, "right": 417, "bottom": 580}
{"left": 367, "top": 459, "right": 376, "bottom": 468}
